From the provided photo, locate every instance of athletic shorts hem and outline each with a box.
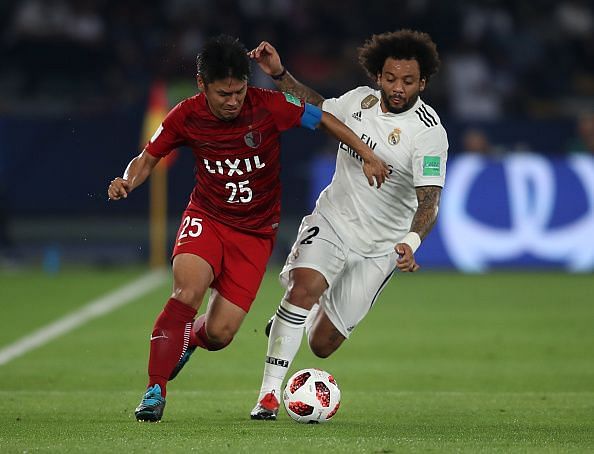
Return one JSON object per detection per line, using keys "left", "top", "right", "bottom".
{"left": 171, "top": 250, "right": 220, "bottom": 277}
{"left": 280, "top": 262, "right": 335, "bottom": 292}
{"left": 211, "top": 283, "right": 251, "bottom": 313}
{"left": 322, "top": 306, "right": 351, "bottom": 339}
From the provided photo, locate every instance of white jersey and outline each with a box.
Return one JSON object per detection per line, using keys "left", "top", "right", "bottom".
{"left": 317, "top": 86, "right": 448, "bottom": 256}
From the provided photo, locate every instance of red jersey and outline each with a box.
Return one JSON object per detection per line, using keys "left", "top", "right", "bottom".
{"left": 145, "top": 87, "right": 305, "bottom": 236}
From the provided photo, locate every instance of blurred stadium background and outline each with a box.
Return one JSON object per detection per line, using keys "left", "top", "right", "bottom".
{"left": 0, "top": 0, "right": 593, "bottom": 271}
{"left": 1, "top": 2, "right": 593, "bottom": 451}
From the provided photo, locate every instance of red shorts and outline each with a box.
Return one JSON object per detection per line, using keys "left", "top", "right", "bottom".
{"left": 171, "top": 208, "right": 275, "bottom": 312}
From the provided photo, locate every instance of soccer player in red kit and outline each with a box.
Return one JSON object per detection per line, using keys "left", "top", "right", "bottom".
{"left": 107, "top": 35, "right": 389, "bottom": 422}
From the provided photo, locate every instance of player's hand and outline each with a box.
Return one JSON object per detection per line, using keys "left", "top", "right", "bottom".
{"left": 248, "top": 41, "right": 283, "bottom": 77}
{"left": 362, "top": 154, "right": 390, "bottom": 188}
{"left": 108, "top": 177, "right": 130, "bottom": 201}
{"left": 395, "top": 243, "right": 420, "bottom": 272}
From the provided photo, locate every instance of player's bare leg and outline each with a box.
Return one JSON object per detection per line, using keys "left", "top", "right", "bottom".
{"left": 170, "top": 289, "right": 247, "bottom": 379}
{"left": 251, "top": 267, "right": 327, "bottom": 420}
{"left": 307, "top": 309, "right": 346, "bottom": 358}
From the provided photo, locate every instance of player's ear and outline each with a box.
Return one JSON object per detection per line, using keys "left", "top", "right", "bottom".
{"left": 196, "top": 74, "right": 205, "bottom": 93}
{"left": 420, "top": 78, "right": 426, "bottom": 92}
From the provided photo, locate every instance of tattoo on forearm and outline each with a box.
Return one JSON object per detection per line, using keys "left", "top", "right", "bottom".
{"left": 411, "top": 186, "right": 441, "bottom": 239}
{"left": 276, "top": 72, "right": 325, "bottom": 107}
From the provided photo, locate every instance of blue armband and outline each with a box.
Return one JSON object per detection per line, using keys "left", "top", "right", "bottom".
{"left": 300, "top": 103, "right": 323, "bottom": 130}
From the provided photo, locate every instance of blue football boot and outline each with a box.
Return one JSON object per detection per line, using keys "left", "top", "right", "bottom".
{"left": 135, "top": 384, "right": 166, "bottom": 422}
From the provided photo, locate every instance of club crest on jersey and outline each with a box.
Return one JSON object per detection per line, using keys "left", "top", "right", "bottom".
{"left": 388, "top": 128, "right": 401, "bottom": 145}
{"left": 244, "top": 130, "right": 262, "bottom": 148}
{"left": 361, "top": 94, "right": 379, "bottom": 109}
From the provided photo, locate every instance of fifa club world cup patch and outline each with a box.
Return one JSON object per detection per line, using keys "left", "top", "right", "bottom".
{"left": 283, "top": 92, "right": 302, "bottom": 106}
{"left": 423, "top": 156, "right": 441, "bottom": 176}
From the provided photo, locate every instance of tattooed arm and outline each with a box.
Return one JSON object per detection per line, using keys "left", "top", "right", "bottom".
{"left": 410, "top": 186, "right": 442, "bottom": 240}
{"left": 249, "top": 41, "right": 325, "bottom": 107}
{"left": 395, "top": 186, "right": 442, "bottom": 272}
{"left": 271, "top": 70, "right": 325, "bottom": 107}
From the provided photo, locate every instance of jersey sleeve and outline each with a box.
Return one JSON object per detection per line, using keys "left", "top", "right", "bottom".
{"left": 262, "top": 90, "right": 306, "bottom": 132}
{"left": 144, "top": 102, "right": 187, "bottom": 158}
{"left": 321, "top": 87, "right": 369, "bottom": 123}
{"left": 412, "top": 126, "right": 448, "bottom": 188}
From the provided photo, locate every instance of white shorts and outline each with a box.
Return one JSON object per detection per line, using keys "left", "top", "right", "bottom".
{"left": 280, "top": 212, "right": 398, "bottom": 338}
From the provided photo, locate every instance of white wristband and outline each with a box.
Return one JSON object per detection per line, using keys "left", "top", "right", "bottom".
{"left": 401, "top": 232, "right": 421, "bottom": 253}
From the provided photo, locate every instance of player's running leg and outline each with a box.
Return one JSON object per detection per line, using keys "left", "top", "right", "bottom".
{"left": 168, "top": 315, "right": 203, "bottom": 380}
{"left": 250, "top": 297, "right": 308, "bottom": 420}
{"left": 170, "top": 290, "right": 244, "bottom": 379}
{"left": 263, "top": 303, "right": 319, "bottom": 338}
{"left": 135, "top": 254, "right": 211, "bottom": 422}
{"left": 251, "top": 268, "right": 327, "bottom": 420}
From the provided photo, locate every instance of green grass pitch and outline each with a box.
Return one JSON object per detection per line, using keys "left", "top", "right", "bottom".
{"left": 1, "top": 267, "right": 593, "bottom": 453}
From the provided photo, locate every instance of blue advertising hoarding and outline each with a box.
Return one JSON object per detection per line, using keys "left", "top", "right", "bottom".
{"left": 313, "top": 153, "right": 594, "bottom": 272}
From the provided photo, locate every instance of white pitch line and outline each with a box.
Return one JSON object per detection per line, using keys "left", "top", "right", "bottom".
{"left": 0, "top": 269, "right": 168, "bottom": 366}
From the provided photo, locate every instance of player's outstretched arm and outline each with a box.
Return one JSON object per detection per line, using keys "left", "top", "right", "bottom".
{"left": 395, "top": 186, "right": 442, "bottom": 272}
{"left": 108, "top": 150, "right": 160, "bottom": 200}
{"left": 319, "top": 111, "right": 389, "bottom": 188}
{"left": 249, "top": 41, "right": 325, "bottom": 107}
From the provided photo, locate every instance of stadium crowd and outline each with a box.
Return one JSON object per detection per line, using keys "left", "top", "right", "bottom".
{"left": 1, "top": 0, "right": 592, "bottom": 124}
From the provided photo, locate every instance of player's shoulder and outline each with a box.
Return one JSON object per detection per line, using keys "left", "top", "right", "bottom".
{"left": 323, "top": 86, "right": 379, "bottom": 115}
{"left": 410, "top": 99, "right": 444, "bottom": 131}
{"left": 345, "top": 85, "right": 376, "bottom": 97}
{"left": 247, "top": 86, "right": 284, "bottom": 101}
{"left": 169, "top": 94, "right": 201, "bottom": 116}
{"left": 247, "top": 86, "right": 274, "bottom": 99}
{"left": 339, "top": 85, "right": 378, "bottom": 105}
{"left": 248, "top": 86, "right": 303, "bottom": 108}
{"left": 405, "top": 99, "right": 448, "bottom": 147}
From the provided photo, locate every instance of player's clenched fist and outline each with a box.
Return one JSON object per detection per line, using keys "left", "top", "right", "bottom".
{"left": 108, "top": 177, "right": 130, "bottom": 200}
{"left": 395, "top": 243, "right": 420, "bottom": 273}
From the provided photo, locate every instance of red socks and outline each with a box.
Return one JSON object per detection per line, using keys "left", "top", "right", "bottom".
{"left": 147, "top": 298, "right": 197, "bottom": 397}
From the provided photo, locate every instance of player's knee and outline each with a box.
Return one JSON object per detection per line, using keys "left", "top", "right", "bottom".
{"left": 285, "top": 284, "right": 317, "bottom": 310}
{"left": 205, "top": 325, "right": 235, "bottom": 350}
{"left": 205, "top": 337, "right": 232, "bottom": 351}
{"left": 171, "top": 287, "right": 205, "bottom": 308}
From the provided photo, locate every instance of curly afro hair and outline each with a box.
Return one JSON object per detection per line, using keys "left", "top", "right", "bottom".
{"left": 358, "top": 29, "right": 440, "bottom": 83}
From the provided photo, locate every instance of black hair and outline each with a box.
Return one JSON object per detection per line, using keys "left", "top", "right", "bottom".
{"left": 196, "top": 34, "right": 250, "bottom": 84}
{"left": 358, "top": 29, "right": 440, "bottom": 83}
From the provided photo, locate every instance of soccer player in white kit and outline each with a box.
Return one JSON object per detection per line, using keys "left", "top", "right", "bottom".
{"left": 248, "top": 30, "right": 448, "bottom": 419}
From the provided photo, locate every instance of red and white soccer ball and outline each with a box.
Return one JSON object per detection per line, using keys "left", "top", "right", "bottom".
{"left": 283, "top": 368, "right": 341, "bottom": 423}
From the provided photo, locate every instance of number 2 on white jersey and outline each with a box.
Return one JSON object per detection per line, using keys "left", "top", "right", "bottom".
{"left": 300, "top": 226, "right": 320, "bottom": 245}
{"left": 226, "top": 180, "right": 253, "bottom": 203}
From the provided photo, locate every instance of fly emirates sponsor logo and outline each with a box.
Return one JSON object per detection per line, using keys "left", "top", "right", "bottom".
{"left": 339, "top": 133, "right": 377, "bottom": 163}
{"left": 203, "top": 155, "right": 265, "bottom": 176}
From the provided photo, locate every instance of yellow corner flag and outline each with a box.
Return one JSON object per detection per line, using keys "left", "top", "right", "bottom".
{"left": 141, "top": 81, "right": 176, "bottom": 269}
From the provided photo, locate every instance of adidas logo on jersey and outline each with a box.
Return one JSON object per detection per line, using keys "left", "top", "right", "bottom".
{"left": 352, "top": 111, "right": 362, "bottom": 121}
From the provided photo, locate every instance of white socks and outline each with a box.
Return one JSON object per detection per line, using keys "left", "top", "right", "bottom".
{"left": 256, "top": 298, "right": 309, "bottom": 401}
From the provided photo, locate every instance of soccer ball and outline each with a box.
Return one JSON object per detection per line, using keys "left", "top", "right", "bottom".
{"left": 283, "top": 368, "right": 341, "bottom": 423}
